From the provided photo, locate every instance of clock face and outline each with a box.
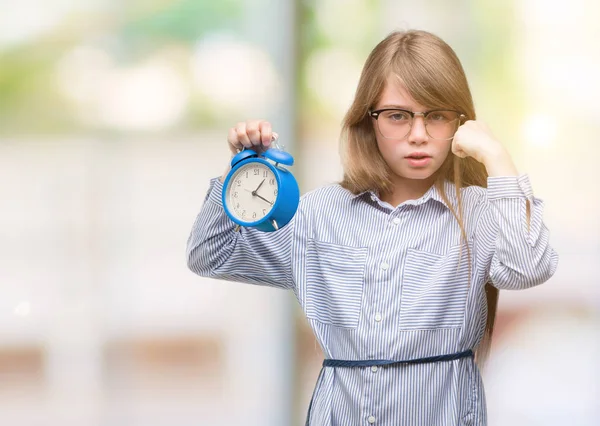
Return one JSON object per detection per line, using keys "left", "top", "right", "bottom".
{"left": 225, "top": 162, "right": 279, "bottom": 222}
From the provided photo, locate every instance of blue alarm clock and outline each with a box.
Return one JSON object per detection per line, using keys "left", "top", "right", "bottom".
{"left": 222, "top": 145, "right": 300, "bottom": 232}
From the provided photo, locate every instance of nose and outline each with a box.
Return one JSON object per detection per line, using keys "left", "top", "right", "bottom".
{"left": 408, "top": 114, "right": 428, "bottom": 144}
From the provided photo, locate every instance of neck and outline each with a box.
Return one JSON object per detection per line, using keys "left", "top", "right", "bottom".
{"left": 380, "top": 175, "right": 436, "bottom": 207}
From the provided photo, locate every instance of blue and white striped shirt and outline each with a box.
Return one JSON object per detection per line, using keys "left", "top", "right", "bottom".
{"left": 187, "top": 174, "right": 558, "bottom": 426}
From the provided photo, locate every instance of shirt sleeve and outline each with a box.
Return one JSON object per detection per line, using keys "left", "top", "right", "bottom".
{"left": 474, "top": 174, "right": 559, "bottom": 290}
{"left": 186, "top": 177, "right": 295, "bottom": 290}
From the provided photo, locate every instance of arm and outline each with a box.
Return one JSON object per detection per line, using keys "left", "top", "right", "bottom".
{"left": 475, "top": 175, "right": 558, "bottom": 290}
{"left": 453, "top": 120, "right": 558, "bottom": 290}
{"left": 186, "top": 177, "right": 295, "bottom": 289}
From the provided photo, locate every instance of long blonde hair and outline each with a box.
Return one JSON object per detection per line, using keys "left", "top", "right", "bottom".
{"left": 340, "top": 29, "right": 497, "bottom": 367}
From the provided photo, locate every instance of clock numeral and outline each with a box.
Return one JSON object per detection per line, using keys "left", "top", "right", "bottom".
{"left": 263, "top": 170, "right": 268, "bottom": 177}
{"left": 274, "top": 189, "right": 278, "bottom": 196}
{"left": 236, "top": 180, "right": 241, "bottom": 187}
{"left": 253, "top": 168, "right": 260, "bottom": 175}
{"left": 252, "top": 212, "right": 257, "bottom": 219}
{"left": 245, "top": 171, "right": 249, "bottom": 178}
{"left": 233, "top": 191, "right": 238, "bottom": 198}
{"left": 262, "top": 209, "right": 267, "bottom": 215}
{"left": 269, "top": 178, "right": 275, "bottom": 185}
{"left": 236, "top": 203, "right": 240, "bottom": 209}
{"left": 242, "top": 210, "right": 246, "bottom": 217}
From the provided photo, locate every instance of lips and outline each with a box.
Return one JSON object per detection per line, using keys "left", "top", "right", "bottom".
{"left": 405, "top": 153, "right": 432, "bottom": 168}
{"left": 405, "top": 152, "right": 431, "bottom": 159}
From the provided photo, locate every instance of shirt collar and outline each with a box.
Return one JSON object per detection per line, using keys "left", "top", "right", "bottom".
{"left": 349, "top": 180, "right": 457, "bottom": 210}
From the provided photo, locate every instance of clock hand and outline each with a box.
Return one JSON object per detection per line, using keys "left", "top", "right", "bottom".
{"left": 251, "top": 179, "right": 266, "bottom": 196}
{"left": 243, "top": 187, "right": 273, "bottom": 205}
{"left": 255, "top": 193, "right": 274, "bottom": 205}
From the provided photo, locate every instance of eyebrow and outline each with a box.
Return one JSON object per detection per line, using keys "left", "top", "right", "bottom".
{"left": 377, "top": 104, "right": 414, "bottom": 110}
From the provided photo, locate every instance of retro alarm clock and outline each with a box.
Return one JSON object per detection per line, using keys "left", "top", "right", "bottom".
{"left": 222, "top": 142, "right": 300, "bottom": 232}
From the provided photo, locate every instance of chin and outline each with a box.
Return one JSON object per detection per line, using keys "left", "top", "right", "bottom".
{"left": 398, "top": 169, "right": 436, "bottom": 180}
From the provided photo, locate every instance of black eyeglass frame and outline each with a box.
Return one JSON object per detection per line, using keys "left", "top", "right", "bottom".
{"left": 368, "top": 108, "right": 467, "bottom": 141}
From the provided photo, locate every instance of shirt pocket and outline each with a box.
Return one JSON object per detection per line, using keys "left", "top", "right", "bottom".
{"left": 305, "top": 239, "right": 368, "bottom": 328}
{"left": 399, "top": 243, "right": 471, "bottom": 330}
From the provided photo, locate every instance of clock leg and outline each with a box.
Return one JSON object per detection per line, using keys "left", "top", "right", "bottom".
{"left": 271, "top": 220, "right": 279, "bottom": 231}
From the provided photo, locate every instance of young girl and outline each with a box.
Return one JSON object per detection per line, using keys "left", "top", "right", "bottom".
{"left": 186, "top": 30, "right": 558, "bottom": 426}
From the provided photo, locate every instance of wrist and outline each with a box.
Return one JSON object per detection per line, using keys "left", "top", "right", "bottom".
{"left": 483, "top": 148, "right": 518, "bottom": 177}
{"left": 220, "top": 164, "right": 232, "bottom": 183}
{"left": 219, "top": 151, "right": 237, "bottom": 183}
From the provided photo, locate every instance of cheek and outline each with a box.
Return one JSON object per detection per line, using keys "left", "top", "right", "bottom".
{"left": 444, "top": 139, "right": 453, "bottom": 151}
{"left": 438, "top": 141, "right": 452, "bottom": 157}
{"left": 375, "top": 134, "right": 399, "bottom": 159}
{"left": 374, "top": 131, "right": 384, "bottom": 150}
{"left": 375, "top": 135, "right": 386, "bottom": 157}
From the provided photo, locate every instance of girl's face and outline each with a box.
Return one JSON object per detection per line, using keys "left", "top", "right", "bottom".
{"left": 372, "top": 78, "right": 453, "bottom": 183}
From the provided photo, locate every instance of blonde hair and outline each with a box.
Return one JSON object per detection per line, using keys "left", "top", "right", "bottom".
{"left": 340, "top": 29, "right": 497, "bottom": 367}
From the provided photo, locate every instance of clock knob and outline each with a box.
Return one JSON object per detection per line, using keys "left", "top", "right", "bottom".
{"left": 231, "top": 149, "right": 259, "bottom": 167}
{"left": 263, "top": 148, "right": 294, "bottom": 166}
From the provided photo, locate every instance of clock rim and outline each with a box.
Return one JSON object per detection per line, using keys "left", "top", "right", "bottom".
{"left": 222, "top": 158, "right": 282, "bottom": 227}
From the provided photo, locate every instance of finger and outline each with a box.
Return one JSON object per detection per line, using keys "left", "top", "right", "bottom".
{"left": 259, "top": 121, "right": 273, "bottom": 147}
{"left": 479, "top": 121, "right": 492, "bottom": 132}
{"left": 246, "top": 119, "right": 262, "bottom": 147}
{"left": 452, "top": 145, "right": 468, "bottom": 158}
{"left": 453, "top": 125, "right": 469, "bottom": 140}
{"left": 227, "top": 127, "right": 242, "bottom": 153}
{"left": 235, "top": 122, "right": 252, "bottom": 148}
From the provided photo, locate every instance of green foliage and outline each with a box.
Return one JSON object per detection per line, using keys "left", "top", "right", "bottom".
{"left": 0, "top": 0, "right": 243, "bottom": 135}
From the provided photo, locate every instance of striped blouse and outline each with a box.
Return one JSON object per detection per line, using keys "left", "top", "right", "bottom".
{"left": 186, "top": 174, "right": 558, "bottom": 426}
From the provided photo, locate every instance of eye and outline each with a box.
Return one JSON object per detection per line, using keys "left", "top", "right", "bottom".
{"left": 427, "top": 111, "right": 458, "bottom": 122}
{"left": 383, "top": 110, "right": 410, "bottom": 122}
{"left": 429, "top": 112, "right": 446, "bottom": 121}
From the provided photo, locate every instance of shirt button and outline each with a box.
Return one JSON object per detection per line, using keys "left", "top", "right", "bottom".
{"left": 392, "top": 217, "right": 401, "bottom": 225}
{"left": 368, "top": 416, "right": 376, "bottom": 424}
{"left": 374, "top": 313, "right": 382, "bottom": 322}
{"left": 380, "top": 262, "right": 389, "bottom": 270}
{"left": 371, "top": 366, "right": 378, "bottom": 373}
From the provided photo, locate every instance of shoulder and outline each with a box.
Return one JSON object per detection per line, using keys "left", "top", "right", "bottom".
{"left": 300, "top": 183, "right": 356, "bottom": 209}
{"left": 453, "top": 184, "right": 496, "bottom": 237}
{"left": 441, "top": 182, "right": 489, "bottom": 232}
{"left": 461, "top": 184, "right": 488, "bottom": 206}
{"left": 440, "top": 181, "right": 487, "bottom": 210}
{"left": 459, "top": 184, "right": 490, "bottom": 219}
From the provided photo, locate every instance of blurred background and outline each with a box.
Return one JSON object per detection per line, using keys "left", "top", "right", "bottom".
{"left": 0, "top": 0, "right": 598, "bottom": 425}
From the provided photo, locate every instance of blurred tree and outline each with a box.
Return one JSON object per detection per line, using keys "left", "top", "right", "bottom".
{"left": 0, "top": 0, "right": 242, "bottom": 135}
{"left": 467, "top": 0, "right": 524, "bottom": 153}
{"left": 119, "top": 0, "right": 241, "bottom": 58}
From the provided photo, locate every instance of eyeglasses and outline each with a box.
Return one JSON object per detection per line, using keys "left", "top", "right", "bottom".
{"left": 369, "top": 108, "right": 465, "bottom": 141}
